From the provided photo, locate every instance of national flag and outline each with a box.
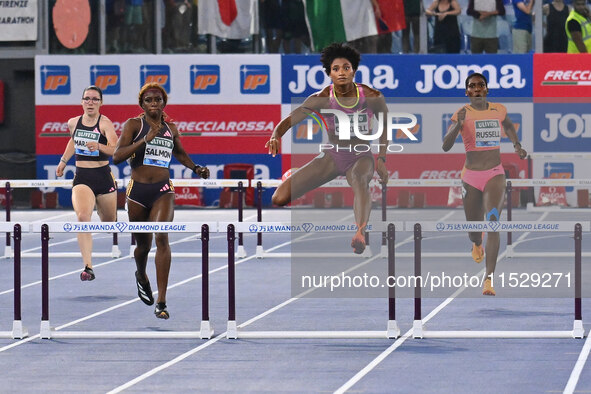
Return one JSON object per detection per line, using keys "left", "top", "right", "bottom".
{"left": 375, "top": 0, "right": 406, "bottom": 34}
{"left": 198, "top": 0, "right": 259, "bottom": 39}
{"left": 303, "top": 0, "right": 378, "bottom": 51}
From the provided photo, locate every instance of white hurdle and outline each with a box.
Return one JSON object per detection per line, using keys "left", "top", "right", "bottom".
{"left": 2, "top": 179, "right": 123, "bottom": 259}
{"left": 33, "top": 221, "right": 215, "bottom": 339}
{"left": 225, "top": 222, "right": 401, "bottom": 339}
{"left": 410, "top": 221, "right": 588, "bottom": 339}
{"left": 0, "top": 222, "right": 28, "bottom": 339}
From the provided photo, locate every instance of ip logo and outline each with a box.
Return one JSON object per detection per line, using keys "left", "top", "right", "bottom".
{"left": 294, "top": 118, "right": 322, "bottom": 144}
{"left": 190, "top": 65, "right": 220, "bottom": 94}
{"left": 240, "top": 65, "right": 270, "bottom": 94}
{"left": 91, "top": 65, "right": 120, "bottom": 94}
{"left": 392, "top": 114, "right": 422, "bottom": 143}
{"left": 544, "top": 162, "right": 574, "bottom": 192}
{"left": 140, "top": 65, "right": 170, "bottom": 92}
{"left": 41, "top": 65, "right": 70, "bottom": 95}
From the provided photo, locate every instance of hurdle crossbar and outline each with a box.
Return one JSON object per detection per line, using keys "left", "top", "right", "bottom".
{"left": 36, "top": 222, "right": 214, "bottom": 339}
{"left": 0, "top": 223, "right": 28, "bottom": 339}
{"left": 225, "top": 223, "right": 400, "bottom": 339}
{"left": 3, "top": 178, "right": 247, "bottom": 259}
{"left": 411, "top": 221, "right": 586, "bottom": 339}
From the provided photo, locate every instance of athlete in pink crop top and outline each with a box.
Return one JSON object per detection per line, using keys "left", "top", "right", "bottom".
{"left": 266, "top": 43, "right": 389, "bottom": 255}
{"left": 443, "top": 73, "right": 527, "bottom": 296}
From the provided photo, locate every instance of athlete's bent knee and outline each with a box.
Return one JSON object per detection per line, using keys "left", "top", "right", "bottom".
{"left": 486, "top": 207, "right": 499, "bottom": 221}
{"left": 272, "top": 192, "right": 289, "bottom": 206}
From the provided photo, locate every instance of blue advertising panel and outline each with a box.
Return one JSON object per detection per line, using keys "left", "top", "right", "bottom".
{"left": 90, "top": 65, "right": 121, "bottom": 94}
{"left": 543, "top": 162, "right": 574, "bottom": 192}
{"left": 534, "top": 103, "right": 591, "bottom": 152}
{"left": 281, "top": 54, "right": 532, "bottom": 103}
{"left": 40, "top": 65, "right": 71, "bottom": 95}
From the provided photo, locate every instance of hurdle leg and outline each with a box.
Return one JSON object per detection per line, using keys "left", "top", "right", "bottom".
{"left": 11, "top": 224, "right": 27, "bottom": 339}
{"left": 40, "top": 224, "right": 53, "bottom": 339}
{"left": 412, "top": 224, "right": 424, "bottom": 338}
{"left": 200, "top": 224, "right": 214, "bottom": 339}
{"left": 573, "top": 223, "right": 585, "bottom": 339}
{"left": 111, "top": 233, "right": 122, "bottom": 258}
{"left": 226, "top": 224, "right": 238, "bottom": 338}
{"left": 255, "top": 182, "right": 264, "bottom": 259}
{"left": 381, "top": 183, "right": 388, "bottom": 258}
{"left": 4, "top": 182, "right": 12, "bottom": 259}
{"left": 236, "top": 182, "right": 247, "bottom": 258}
{"left": 386, "top": 224, "right": 399, "bottom": 338}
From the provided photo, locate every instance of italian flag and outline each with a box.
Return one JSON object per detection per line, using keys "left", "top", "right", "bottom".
{"left": 304, "top": 0, "right": 405, "bottom": 51}
{"left": 198, "top": 0, "right": 259, "bottom": 39}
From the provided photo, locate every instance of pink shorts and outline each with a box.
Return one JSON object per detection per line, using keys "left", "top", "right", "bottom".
{"left": 461, "top": 164, "right": 505, "bottom": 192}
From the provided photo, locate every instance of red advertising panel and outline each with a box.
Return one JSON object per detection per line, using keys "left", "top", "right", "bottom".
{"left": 533, "top": 53, "right": 591, "bottom": 101}
{"left": 281, "top": 153, "right": 528, "bottom": 207}
{"left": 36, "top": 104, "right": 280, "bottom": 155}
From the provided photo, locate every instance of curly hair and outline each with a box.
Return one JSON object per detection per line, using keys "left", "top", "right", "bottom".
{"left": 320, "top": 43, "right": 361, "bottom": 76}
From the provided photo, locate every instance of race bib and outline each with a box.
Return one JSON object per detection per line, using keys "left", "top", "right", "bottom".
{"left": 335, "top": 111, "right": 371, "bottom": 136}
{"left": 74, "top": 128, "right": 101, "bottom": 156}
{"left": 143, "top": 136, "right": 173, "bottom": 168}
{"left": 474, "top": 119, "right": 501, "bottom": 148}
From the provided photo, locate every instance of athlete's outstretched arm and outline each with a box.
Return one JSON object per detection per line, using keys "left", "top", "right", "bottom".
{"left": 266, "top": 92, "right": 328, "bottom": 157}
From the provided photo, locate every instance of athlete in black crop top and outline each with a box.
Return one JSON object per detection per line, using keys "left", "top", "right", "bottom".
{"left": 56, "top": 86, "right": 119, "bottom": 282}
{"left": 113, "top": 82, "right": 209, "bottom": 319}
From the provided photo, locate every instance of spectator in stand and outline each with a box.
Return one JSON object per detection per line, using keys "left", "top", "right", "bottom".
{"left": 262, "top": 0, "right": 283, "bottom": 53}
{"left": 281, "top": 0, "right": 310, "bottom": 53}
{"left": 467, "top": 0, "right": 505, "bottom": 54}
{"left": 123, "top": 0, "right": 144, "bottom": 52}
{"left": 402, "top": 0, "right": 422, "bottom": 53}
{"left": 566, "top": 0, "right": 591, "bottom": 53}
{"left": 543, "top": 0, "right": 569, "bottom": 52}
{"left": 425, "top": 0, "right": 462, "bottom": 53}
{"left": 512, "top": 0, "right": 535, "bottom": 53}
{"left": 106, "top": 0, "right": 125, "bottom": 53}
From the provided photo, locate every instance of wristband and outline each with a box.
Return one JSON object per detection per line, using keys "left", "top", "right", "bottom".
{"left": 513, "top": 142, "right": 521, "bottom": 148}
{"left": 193, "top": 164, "right": 200, "bottom": 173}
{"left": 60, "top": 157, "right": 67, "bottom": 164}
{"left": 377, "top": 156, "right": 386, "bottom": 163}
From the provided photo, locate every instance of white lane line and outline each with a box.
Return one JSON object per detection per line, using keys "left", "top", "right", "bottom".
{"left": 0, "top": 214, "right": 259, "bottom": 295}
{"left": 106, "top": 333, "right": 227, "bottom": 394}
{"left": 334, "top": 212, "right": 549, "bottom": 393}
{"left": 563, "top": 331, "right": 591, "bottom": 393}
{"left": 105, "top": 211, "right": 446, "bottom": 392}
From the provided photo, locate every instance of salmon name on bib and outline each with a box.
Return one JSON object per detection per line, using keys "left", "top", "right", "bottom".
{"left": 143, "top": 137, "right": 173, "bottom": 167}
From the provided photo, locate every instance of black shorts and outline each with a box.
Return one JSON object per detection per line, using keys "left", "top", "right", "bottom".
{"left": 73, "top": 165, "right": 117, "bottom": 196}
{"left": 126, "top": 179, "right": 175, "bottom": 209}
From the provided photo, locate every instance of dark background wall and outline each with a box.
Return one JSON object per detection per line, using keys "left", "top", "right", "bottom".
{"left": 0, "top": 59, "right": 36, "bottom": 205}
